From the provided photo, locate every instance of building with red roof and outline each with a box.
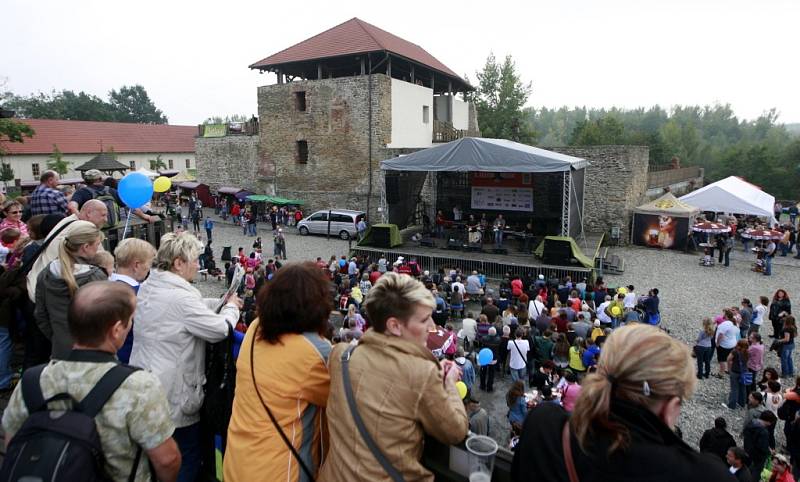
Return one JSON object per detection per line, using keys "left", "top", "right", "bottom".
{"left": 197, "top": 18, "right": 480, "bottom": 219}
{"left": 0, "top": 118, "right": 197, "bottom": 183}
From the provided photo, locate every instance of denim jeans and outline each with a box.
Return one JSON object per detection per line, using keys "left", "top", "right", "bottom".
{"left": 248, "top": 223, "right": 257, "bottom": 236}
{"left": 510, "top": 367, "right": 527, "bottom": 383}
{"left": 0, "top": 326, "right": 12, "bottom": 389}
{"left": 765, "top": 255, "right": 773, "bottom": 275}
{"left": 480, "top": 364, "right": 495, "bottom": 391}
{"left": 494, "top": 229, "right": 504, "bottom": 247}
{"left": 696, "top": 346, "right": 713, "bottom": 378}
{"left": 728, "top": 372, "right": 746, "bottom": 408}
{"left": 173, "top": 422, "right": 201, "bottom": 482}
{"left": 781, "top": 342, "right": 795, "bottom": 377}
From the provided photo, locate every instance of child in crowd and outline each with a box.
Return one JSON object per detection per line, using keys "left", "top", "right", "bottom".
{"left": 244, "top": 268, "right": 256, "bottom": 291}
{"left": 765, "top": 380, "right": 783, "bottom": 417}
{"left": 90, "top": 251, "right": 116, "bottom": 277}
{"left": 0, "top": 228, "right": 24, "bottom": 269}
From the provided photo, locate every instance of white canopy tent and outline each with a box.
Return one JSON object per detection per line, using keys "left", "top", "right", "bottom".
{"left": 679, "top": 176, "right": 777, "bottom": 225}
{"left": 135, "top": 167, "right": 159, "bottom": 178}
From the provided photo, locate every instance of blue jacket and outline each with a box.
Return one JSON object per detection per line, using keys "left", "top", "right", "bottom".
{"left": 508, "top": 397, "right": 528, "bottom": 425}
{"left": 456, "top": 357, "right": 476, "bottom": 391}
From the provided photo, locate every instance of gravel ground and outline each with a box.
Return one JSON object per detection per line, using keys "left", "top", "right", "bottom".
{"left": 194, "top": 216, "right": 800, "bottom": 449}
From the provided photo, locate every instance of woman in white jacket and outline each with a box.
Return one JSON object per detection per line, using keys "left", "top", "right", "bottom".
{"left": 130, "top": 231, "right": 242, "bottom": 482}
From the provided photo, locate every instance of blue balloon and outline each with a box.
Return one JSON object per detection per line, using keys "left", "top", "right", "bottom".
{"left": 478, "top": 348, "right": 493, "bottom": 366}
{"left": 118, "top": 172, "right": 154, "bottom": 209}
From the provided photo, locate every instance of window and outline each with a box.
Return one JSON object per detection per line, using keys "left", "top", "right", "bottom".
{"left": 31, "top": 163, "right": 40, "bottom": 177}
{"left": 308, "top": 212, "right": 327, "bottom": 222}
{"left": 294, "top": 91, "right": 307, "bottom": 111}
{"left": 168, "top": 159, "right": 174, "bottom": 169}
{"left": 185, "top": 159, "right": 191, "bottom": 169}
{"left": 296, "top": 141, "right": 308, "bottom": 164}
{"left": 423, "top": 105, "right": 430, "bottom": 124}
{"left": 129, "top": 161, "right": 136, "bottom": 169}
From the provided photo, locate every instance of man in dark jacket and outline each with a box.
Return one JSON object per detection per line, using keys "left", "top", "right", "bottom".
{"left": 726, "top": 447, "right": 752, "bottom": 482}
{"left": 699, "top": 417, "right": 737, "bottom": 462}
{"left": 743, "top": 411, "right": 777, "bottom": 478}
{"left": 479, "top": 327, "right": 502, "bottom": 392}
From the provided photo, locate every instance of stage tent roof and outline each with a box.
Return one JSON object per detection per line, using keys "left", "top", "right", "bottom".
{"left": 679, "top": 176, "right": 777, "bottom": 223}
{"left": 380, "top": 137, "right": 588, "bottom": 172}
{"left": 634, "top": 192, "right": 700, "bottom": 217}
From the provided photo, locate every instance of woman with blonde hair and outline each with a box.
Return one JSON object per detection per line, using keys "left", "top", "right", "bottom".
{"left": 34, "top": 223, "right": 106, "bottom": 359}
{"left": 511, "top": 324, "right": 731, "bottom": 481}
{"left": 695, "top": 317, "right": 715, "bottom": 379}
{"left": 0, "top": 200, "right": 28, "bottom": 237}
{"left": 130, "top": 231, "right": 241, "bottom": 482}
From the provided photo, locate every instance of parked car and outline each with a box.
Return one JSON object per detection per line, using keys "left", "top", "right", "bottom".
{"left": 297, "top": 209, "right": 365, "bottom": 240}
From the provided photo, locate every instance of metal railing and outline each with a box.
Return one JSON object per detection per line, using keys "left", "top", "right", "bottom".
{"left": 101, "top": 217, "right": 174, "bottom": 252}
{"left": 433, "top": 120, "right": 468, "bottom": 143}
{"left": 350, "top": 246, "right": 593, "bottom": 282}
{"left": 422, "top": 435, "right": 513, "bottom": 482}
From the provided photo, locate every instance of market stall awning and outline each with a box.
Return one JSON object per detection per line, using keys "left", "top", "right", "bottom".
{"left": 246, "top": 194, "right": 304, "bottom": 205}
{"left": 679, "top": 176, "right": 777, "bottom": 224}
{"left": 634, "top": 192, "right": 700, "bottom": 216}
{"left": 178, "top": 181, "right": 202, "bottom": 189}
{"left": 380, "top": 137, "right": 588, "bottom": 172}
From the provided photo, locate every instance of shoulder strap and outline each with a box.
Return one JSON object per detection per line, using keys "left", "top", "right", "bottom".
{"left": 562, "top": 421, "right": 580, "bottom": 482}
{"left": 20, "top": 220, "right": 76, "bottom": 277}
{"left": 341, "top": 345, "right": 405, "bottom": 482}
{"left": 512, "top": 340, "right": 528, "bottom": 367}
{"left": 21, "top": 364, "right": 48, "bottom": 413}
{"left": 79, "top": 364, "right": 140, "bottom": 417}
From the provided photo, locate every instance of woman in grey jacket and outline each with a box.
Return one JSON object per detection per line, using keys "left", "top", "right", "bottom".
{"left": 35, "top": 223, "right": 106, "bottom": 359}
{"left": 129, "top": 231, "right": 241, "bottom": 482}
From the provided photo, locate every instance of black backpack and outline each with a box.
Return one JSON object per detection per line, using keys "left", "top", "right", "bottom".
{"left": 0, "top": 363, "right": 141, "bottom": 482}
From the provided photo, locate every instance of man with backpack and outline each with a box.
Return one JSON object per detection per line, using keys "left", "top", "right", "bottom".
{"left": 69, "top": 169, "right": 156, "bottom": 227}
{"left": 1, "top": 281, "right": 181, "bottom": 481}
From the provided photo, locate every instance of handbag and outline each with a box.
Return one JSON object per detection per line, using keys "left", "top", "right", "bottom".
{"left": 738, "top": 356, "right": 753, "bottom": 385}
{"left": 341, "top": 345, "right": 405, "bottom": 482}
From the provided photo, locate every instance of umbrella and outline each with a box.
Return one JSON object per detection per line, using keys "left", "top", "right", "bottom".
{"left": 691, "top": 222, "right": 731, "bottom": 234}
{"left": 740, "top": 228, "right": 783, "bottom": 240}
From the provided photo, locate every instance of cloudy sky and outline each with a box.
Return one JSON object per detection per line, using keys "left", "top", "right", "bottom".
{"left": 3, "top": 0, "right": 798, "bottom": 125}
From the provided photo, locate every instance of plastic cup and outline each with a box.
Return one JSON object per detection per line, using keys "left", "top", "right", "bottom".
{"left": 465, "top": 434, "right": 498, "bottom": 481}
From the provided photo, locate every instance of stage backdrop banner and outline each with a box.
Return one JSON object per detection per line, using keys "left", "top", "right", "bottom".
{"left": 470, "top": 172, "right": 533, "bottom": 212}
{"left": 631, "top": 213, "right": 690, "bottom": 250}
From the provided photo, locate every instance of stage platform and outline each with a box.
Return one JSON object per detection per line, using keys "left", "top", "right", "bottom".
{"left": 351, "top": 234, "right": 604, "bottom": 281}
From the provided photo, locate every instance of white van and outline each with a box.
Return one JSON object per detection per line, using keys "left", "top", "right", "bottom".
{"left": 297, "top": 209, "right": 365, "bottom": 240}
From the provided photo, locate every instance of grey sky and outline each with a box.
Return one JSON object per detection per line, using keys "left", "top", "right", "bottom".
{"left": 3, "top": 0, "right": 798, "bottom": 126}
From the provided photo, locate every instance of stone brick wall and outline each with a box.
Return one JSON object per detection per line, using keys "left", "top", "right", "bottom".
{"left": 552, "top": 146, "right": 650, "bottom": 242}
{"left": 257, "top": 74, "right": 393, "bottom": 219}
{"left": 195, "top": 136, "right": 261, "bottom": 192}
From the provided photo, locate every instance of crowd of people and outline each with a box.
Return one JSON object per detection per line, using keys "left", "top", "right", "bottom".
{"left": 1, "top": 169, "right": 798, "bottom": 482}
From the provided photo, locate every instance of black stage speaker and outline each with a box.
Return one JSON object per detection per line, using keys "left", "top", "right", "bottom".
{"left": 420, "top": 236, "right": 436, "bottom": 247}
{"left": 446, "top": 239, "right": 461, "bottom": 250}
{"left": 541, "top": 238, "right": 574, "bottom": 266}
{"left": 368, "top": 226, "right": 392, "bottom": 248}
{"left": 491, "top": 247, "right": 508, "bottom": 255}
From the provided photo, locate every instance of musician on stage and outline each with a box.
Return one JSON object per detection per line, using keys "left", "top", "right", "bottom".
{"left": 480, "top": 213, "right": 489, "bottom": 232}
{"left": 493, "top": 214, "right": 506, "bottom": 248}
{"left": 435, "top": 210, "right": 446, "bottom": 238}
{"left": 467, "top": 214, "right": 480, "bottom": 245}
{"left": 522, "top": 222, "right": 535, "bottom": 253}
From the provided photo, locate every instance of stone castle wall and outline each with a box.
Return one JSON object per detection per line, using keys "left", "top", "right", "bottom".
{"left": 257, "top": 74, "right": 393, "bottom": 219}
{"left": 552, "top": 145, "right": 650, "bottom": 242}
{"left": 195, "top": 136, "right": 262, "bottom": 192}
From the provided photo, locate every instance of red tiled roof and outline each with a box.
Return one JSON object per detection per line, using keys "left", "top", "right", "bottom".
{"left": 1, "top": 119, "right": 196, "bottom": 155}
{"left": 250, "top": 17, "right": 462, "bottom": 81}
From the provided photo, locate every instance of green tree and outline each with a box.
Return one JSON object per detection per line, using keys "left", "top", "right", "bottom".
{"left": 0, "top": 162, "right": 14, "bottom": 187}
{"left": 203, "top": 114, "right": 249, "bottom": 125}
{"left": 0, "top": 118, "right": 35, "bottom": 155}
{"left": 47, "top": 144, "right": 70, "bottom": 175}
{"left": 149, "top": 154, "right": 166, "bottom": 171}
{"left": 5, "top": 85, "right": 167, "bottom": 124}
{"left": 108, "top": 85, "right": 168, "bottom": 124}
{"left": 474, "top": 53, "right": 536, "bottom": 144}
{"left": 569, "top": 117, "right": 626, "bottom": 145}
